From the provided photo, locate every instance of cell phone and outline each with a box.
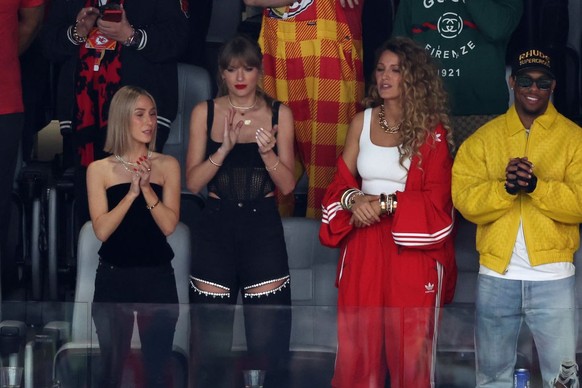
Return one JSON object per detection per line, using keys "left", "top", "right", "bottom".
{"left": 101, "top": 9, "right": 122, "bottom": 22}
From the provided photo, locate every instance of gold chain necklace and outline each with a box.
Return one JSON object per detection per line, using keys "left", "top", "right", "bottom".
{"left": 228, "top": 95, "right": 257, "bottom": 116}
{"left": 378, "top": 104, "right": 402, "bottom": 134}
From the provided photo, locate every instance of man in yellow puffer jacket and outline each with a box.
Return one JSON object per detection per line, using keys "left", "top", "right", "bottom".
{"left": 452, "top": 47, "right": 582, "bottom": 387}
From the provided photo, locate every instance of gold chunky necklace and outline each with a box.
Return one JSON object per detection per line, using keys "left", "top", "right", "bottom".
{"left": 378, "top": 104, "right": 402, "bottom": 134}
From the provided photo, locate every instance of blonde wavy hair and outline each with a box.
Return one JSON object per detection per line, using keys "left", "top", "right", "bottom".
{"left": 363, "top": 36, "right": 454, "bottom": 167}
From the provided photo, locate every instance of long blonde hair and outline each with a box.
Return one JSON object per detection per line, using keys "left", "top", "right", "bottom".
{"left": 363, "top": 37, "right": 454, "bottom": 167}
{"left": 104, "top": 85, "right": 157, "bottom": 156}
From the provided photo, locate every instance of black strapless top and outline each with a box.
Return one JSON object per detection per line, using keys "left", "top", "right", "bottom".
{"left": 98, "top": 183, "right": 174, "bottom": 267}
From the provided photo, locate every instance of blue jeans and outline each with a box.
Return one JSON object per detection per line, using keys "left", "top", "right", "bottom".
{"left": 475, "top": 274, "right": 577, "bottom": 388}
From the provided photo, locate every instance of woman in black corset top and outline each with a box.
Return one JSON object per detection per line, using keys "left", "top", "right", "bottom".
{"left": 86, "top": 85, "right": 181, "bottom": 388}
{"left": 186, "top": 34, "right": 295, "bottom": 388}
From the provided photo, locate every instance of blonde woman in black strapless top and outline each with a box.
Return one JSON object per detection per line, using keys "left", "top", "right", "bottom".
{"left": 86, "top": 85, "right": 181, "bottom": 388}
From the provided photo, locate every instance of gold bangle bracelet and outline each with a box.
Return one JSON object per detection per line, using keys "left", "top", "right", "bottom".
{"left": 146, "top": 199, "right": 160, "bottom": 210}
{"left": 208, "top": 154, "right": 222, "bottom": 167}
{"left": 388, "top": 193, "right": 397, "bottom": 214}
{"left": 265, "top": 158, "right": 280, "bottom": 172}
{"left": 379, "top": 193, "right": 388, "bottom": 214}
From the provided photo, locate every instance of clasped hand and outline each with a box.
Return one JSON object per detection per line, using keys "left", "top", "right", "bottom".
{"left": 350, "top": 194, "right": 381, "bottom": 227}
{"left": 129, "top": 156, "right": 152, "bottom": 197}
{"left": 505, "top": 157, "right": 537, "bottom": 194}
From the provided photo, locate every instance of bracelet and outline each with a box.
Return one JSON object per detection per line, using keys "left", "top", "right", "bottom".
{"left": 72, "top": 21, "right": 87, "bottom": 44}
{"left": 265, "top": 158, "right": 280, "bottom": 172}
{"left": 146, "top": 199, "right": 160, "bottom": 210}
{"left": 340, "top": 189, "right": 356, "bottom": 210}
{"left": 123, "top": 27, "right": 142, "bottom": 47}
{"left": 379, "top": 193, "right": 388, "bottom": 214}
{"left": 341, "top": 189, "right": 358, "bottom": 210}
{"left": 387, "top": 193, "right": 398, "bottom": 215}
{"left": 340, "top": 188, "right": 364, "bottom": 211}
{"left": 208, "top": 154, "right": 222, "bottom": 167}
{"left": 123, "top": 27, "right": 136, "bottom": 46}
{"left": 349, "top": 191, "right": 365, "bottom": 210}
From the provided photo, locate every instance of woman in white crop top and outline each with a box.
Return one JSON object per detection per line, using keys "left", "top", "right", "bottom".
{"left": 320, "top": 36, "right": 456, "bottom": 388}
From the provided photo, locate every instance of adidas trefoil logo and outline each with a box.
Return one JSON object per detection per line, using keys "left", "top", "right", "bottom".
{"left": 425, "top": 282, "right": 435, "bottom": 293}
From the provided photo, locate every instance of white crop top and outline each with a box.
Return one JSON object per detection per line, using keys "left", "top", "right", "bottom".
{"left": 357, "top": 108, "right": 410, "bottom": 195}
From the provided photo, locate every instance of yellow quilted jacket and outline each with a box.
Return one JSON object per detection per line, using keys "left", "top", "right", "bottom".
{"left": 452, "top": 103, "right": 582, "bottom": 274}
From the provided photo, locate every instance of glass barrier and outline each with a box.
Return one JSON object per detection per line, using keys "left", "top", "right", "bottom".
{"left": 0, "top": 302, "right": 570, "bottom": 387}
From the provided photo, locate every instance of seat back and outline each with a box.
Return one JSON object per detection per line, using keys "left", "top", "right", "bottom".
{"left": 231, "top": 217, "right": 340, "bottom": 353}
{"left": 451, "top": 213, "right": 479, "bottom": 304}
{"left": 165, "top": 63, "right": 212, "bottom": 193}
{"left": 163, "top": 63, "right": 210, "bottom": 272}
{"left": 437, "top": 212, "right": 479, "bottom": 356}
{"left": 284, "top": 217, "right": 340, "bottom": 353}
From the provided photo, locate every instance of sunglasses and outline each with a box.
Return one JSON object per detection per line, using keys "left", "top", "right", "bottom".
{"left": 515, "top": 76, "right": 553, "bottom": 91}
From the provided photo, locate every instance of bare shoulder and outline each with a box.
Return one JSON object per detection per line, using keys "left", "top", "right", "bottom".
{"left": 87, "top": 157, "right": 117, "bottom": 188}
{"left": 276, "top": 103, "right": 294, "bottom": 129}
{"left": 347, "top": 110, "right": 366, "bottom": 137}
{"left": 152, "top": 153, "right": 180, "bottom": 176}
{"left": 192, "top": 98, "right": 210, "bottom": 115}
{"left": 87, "top": 157, "right": 110, "bottom": 177}
{"left": 278, "top": 103, "right": 293, "bottom": 118}
{"left": 351, "top": 109, "right": 366, "bottom": 125}
{"left": 152, "top": 152, "right": 179, "bottom": 167}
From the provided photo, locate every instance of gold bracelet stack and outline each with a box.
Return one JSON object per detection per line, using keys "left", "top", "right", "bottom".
{"left": 379, "top": 193, "right": 398, "bottom": 215}
{"left": 389, "top": 193, "right": 398, "bottom": 214}
{"left": 340, "top": 188, "right": 365, "bottom": 211}
{"left": 379, "top": 193, "right": 388, "bottom": 214}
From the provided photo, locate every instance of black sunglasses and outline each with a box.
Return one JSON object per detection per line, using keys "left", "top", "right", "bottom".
{"left": 515, "top": 75, "right": 553, "bottom": 91}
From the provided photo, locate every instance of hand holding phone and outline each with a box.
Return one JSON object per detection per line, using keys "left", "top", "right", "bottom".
{"left": 101, "top": 9, "right": 122, "bottom": 22}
